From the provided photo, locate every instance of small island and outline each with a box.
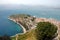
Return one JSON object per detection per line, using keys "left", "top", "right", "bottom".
{"left": 8, "top": 14, "right": 60, "bottom": 40}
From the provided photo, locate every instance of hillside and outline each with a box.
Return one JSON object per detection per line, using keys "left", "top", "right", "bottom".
{"left": 11, "top": 29, "right": 37, "bottom": 40}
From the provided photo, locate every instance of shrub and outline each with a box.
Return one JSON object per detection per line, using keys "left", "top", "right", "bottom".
{"left": 35, "top": 22, "right": 57, "bottom": 40}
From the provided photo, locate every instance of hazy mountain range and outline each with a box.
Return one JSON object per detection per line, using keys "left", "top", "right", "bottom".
{"left": 0, "top": 4, "right": 60, "bottom": 10}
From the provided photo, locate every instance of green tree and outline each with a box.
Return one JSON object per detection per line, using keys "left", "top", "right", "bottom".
{"left": 35, "top": 22, "right": 58, "bottom": 40}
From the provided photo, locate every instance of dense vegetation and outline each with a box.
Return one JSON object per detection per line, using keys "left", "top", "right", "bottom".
{"left": 35, "top": 22, "right": 58, "bottom": 40}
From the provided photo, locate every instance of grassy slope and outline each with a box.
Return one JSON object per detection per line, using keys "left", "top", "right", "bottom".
{"left": 11, "top": 29, "right": 37, "bottom": 40}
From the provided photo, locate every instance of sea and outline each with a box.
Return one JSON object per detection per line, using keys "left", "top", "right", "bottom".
{"left": 0, "top": 7, "right": 60, "bottom": 36}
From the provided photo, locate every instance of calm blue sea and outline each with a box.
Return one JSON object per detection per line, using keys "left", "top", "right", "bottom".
{"left": 0, "top": 8, "right": 60, "bottom": 36}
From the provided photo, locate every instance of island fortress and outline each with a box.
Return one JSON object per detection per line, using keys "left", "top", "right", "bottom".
{"left": 8, "top": 14, "right": 60, "bottom": 40}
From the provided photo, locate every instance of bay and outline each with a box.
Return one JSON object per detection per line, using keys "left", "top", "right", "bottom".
{"left": 0, "top": 8, "right": 60, "bottom": 36}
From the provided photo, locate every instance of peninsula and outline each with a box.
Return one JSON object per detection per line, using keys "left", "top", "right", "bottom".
{"left": 8, "top": 14, "right": 36, "bottom": 33}
{"left": 8, "top": 14, "right": 60, "bottom": 40}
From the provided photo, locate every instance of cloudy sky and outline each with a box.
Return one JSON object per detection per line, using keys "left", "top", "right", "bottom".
{"left": 0, "top": 0, "right": 60, "bottom": 6}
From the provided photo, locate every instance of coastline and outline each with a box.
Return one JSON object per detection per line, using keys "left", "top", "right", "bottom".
{"left": 8, "top": 18, "right": 26, "bottom": 37}
{"left": 8, "top": 17, "right": 60, "bottom": 39}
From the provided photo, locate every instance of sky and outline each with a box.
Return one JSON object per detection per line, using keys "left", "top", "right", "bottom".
{"left": 0, "top": 0, "right": 60, "bottom": 6}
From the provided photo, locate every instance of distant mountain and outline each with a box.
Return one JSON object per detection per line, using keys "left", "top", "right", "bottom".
{"left": 0, "top": 4, "right": 60, "bottom": 10}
